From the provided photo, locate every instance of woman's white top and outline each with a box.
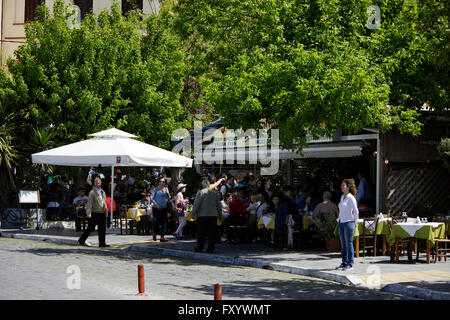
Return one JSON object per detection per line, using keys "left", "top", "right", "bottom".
{"left": 247, "top": 201, "right": 261, "bottom": 216}
{"left": 256, "top": 202, "right": 270, "bottom": 220}
{"left": 338, "top": 193, "right": 359, "bottom": 223}
{"left": 176, "top": 192, "right": 184, "bottom": 205}
{"left": 221, "top": 200, "right": 230, "bottom": 218}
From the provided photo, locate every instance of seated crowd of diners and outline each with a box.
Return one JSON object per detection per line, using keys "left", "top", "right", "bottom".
{"left": 40, "top": 167, "right": 378, "bottom": 251}
{"left": 191, "top": 169, "right": 349, "bottom": 249}
{"left": 41, "top": 167, "right": 174, "bottom": 227}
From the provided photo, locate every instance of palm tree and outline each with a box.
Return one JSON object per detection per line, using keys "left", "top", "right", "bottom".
{"left": 0, "top": 123, "right": 17, "bottom": 170}
{"left": 28, "top": 127, "right": 58, "bottom": 153}
{"left": 0, "top": 111, "right": 19, "bottom": 208}
{"left": 17, "top": 127, "right": 59, "bottom": 189}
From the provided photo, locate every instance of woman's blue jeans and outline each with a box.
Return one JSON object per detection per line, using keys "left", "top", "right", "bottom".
{"left": 153, "top": 207, "right": 167, "bottom": 237}
{"left": 339, "top": 221, "right": 355, "bottom": 266}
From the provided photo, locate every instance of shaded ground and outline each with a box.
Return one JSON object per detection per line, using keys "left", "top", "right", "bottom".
{"left": 0, "top": 238, "right": 409, "bottom": 300}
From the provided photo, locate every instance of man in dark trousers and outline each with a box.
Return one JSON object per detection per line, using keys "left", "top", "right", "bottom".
{"left": 191, "top": 179, "right": 222, "bottom": 253}
{"left": 78, "top": 177, "right": 110, "bottom": 247}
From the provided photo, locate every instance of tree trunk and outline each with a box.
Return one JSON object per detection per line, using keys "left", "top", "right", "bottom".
{"left": 0, "top": 162, "right": 18, "bottom": 208}
{"left": 169, "top": 167, "right": 185, "bottom": 192}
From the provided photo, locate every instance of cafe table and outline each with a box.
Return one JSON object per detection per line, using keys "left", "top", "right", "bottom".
{"left": 257, "top": 215, "right": 275, "bottom": 230}
{"left": 127, "top": 207, "right": 150, "bottom": 222}
{"left": 185, "top": 210, "right": 196, "bottom": 222}
{"left": 185, "top": 210, "right": 224, "bottom": 226}
{"left": 334, "top": 218, "right": 392, "bottom": 257}
{"left": 303, "top": 215, "right": 315, "bottom": 230}
{"left": 386, "top": 221, "right": 446, "bottom": 264}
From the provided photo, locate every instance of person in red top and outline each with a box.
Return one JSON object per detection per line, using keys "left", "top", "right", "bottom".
{"left": 106, "top": 191, "right": 116, "bottom": 228}
{"left": 229, "top": 190, "right": 248, "bottom": 217}
{"left": 227, "top": 190, "right": 248, "bottom": 243}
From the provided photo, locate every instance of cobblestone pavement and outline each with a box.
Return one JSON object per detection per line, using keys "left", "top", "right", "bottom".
{"left": 0, "top": 238, "right": 410, "bottom": 300}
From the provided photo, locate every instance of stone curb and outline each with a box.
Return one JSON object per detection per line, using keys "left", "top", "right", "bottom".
{"left": 126, "top": 245, "right": 450, "bottom": 300}
{"left": 126, "top": 245, "right": 355, "bottom": 286}
{"left": 1, "top": 231, "right": 80, "bottom": 246}
{"left": 382, "top": 283, "right": 450, "bottom": 300}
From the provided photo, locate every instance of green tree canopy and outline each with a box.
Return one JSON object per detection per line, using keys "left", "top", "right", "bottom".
{"left": 0, "top": 1, "right": 191, "bottom": 206}
{"left": 1, "top": 0, "right": 187, "bottom": 149}
{"left": 169, "top": 0, "right": 448, "bottom": 149}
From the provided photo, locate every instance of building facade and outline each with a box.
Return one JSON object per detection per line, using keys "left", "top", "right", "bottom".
{"left": 0, "top": 0, "right": 160, "bottom": 65}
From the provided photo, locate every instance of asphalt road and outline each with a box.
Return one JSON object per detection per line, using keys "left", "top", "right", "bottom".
{"left": 0, "top": 238, "right": 408, "bottom": 300}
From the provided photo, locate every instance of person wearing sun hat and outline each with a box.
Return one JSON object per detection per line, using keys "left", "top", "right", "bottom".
{"left": 173, "top": 183, "right": 188, "bottom": 240}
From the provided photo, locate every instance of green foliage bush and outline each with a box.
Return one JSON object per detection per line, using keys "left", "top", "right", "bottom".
{"left": 313, "top": 212, "right": 339, "bottom": 242}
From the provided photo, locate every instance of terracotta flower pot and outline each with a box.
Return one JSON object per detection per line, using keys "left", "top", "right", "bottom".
{"left": 327, "top": 237, "right": 341, "bottom": 252}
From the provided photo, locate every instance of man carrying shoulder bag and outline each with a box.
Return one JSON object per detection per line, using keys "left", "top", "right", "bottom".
{"left": 78, "top": 177, "right": 110, "bottom": 247}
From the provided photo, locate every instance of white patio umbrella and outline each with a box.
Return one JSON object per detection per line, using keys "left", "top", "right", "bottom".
{"left": 32, "top": 128, "right": 193, "bottom": 228}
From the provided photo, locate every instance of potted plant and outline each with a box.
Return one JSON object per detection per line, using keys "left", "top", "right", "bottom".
{"left": 314, "top": 212, "right": 340, "bottom": 252}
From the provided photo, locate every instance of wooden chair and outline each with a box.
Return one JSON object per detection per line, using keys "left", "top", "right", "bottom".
{"left": 227, "top": 212, "right": 250, "bottom": 243}
{"left": 119, "top": 205, "right": 136, "bottom": 235}
{"left": 359, "top": 217, "right": 379, "bottom": 257}
{"left": 389, "top": 216, "right": 413, "bottom": 263}
{"left": 75, "top": 207, "right": 90, "bottom": 232}
{"left": 135, "top": 211, "right": 152, "bottom": 236}
{"left": 113, "top": 207, "right": 120, "bottom": 228}
{"left": 142, "top": 211, "right": 154, "bottom": 235}
{"left": 433, "top": 213, "right": 446, "bottom": 221}
{"left": 433, "top": 216, "right": 450, "bottom": 263}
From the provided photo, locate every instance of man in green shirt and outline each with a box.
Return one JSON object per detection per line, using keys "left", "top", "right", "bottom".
{"left": 191, "top": 179, "right": 222, "bottom": 253}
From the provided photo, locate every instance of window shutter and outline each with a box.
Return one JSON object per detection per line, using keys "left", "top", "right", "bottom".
{"left": 25, "top": 0, "right": 44, "bottom": 22}
{"left": 122, "top": 0, "right": 143, "bottom": 15}
{"left": 74, "top": 0, "right": 93, "bottom": 20}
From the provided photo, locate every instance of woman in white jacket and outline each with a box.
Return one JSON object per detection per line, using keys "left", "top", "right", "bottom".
{"left": 336, "top": 179, "right": 359, "bottom": 271}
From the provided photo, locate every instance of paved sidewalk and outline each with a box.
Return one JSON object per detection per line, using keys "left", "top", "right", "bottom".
{"left": 1, "top": 228, "right": 449, "bottom": 300}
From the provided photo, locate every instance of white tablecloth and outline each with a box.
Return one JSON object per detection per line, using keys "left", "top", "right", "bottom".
{"left": 396, "top": 222, "right": 443, "bottom": 237}
{"left": 356, "top": 218, "right": 391, "bottom": 223}
{"left": 129, "top": 208, "right": 152, "bottom": 218}
{"left": 356, "top": 218, "right": 391, "bottom": 232}
{"left": 262, "top": 216, "right": 273, "bottom": 228}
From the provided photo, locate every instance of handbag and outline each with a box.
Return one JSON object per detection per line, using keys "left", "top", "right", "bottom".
{"left": 176, "top": 202, "right": 185, "bottom": 216}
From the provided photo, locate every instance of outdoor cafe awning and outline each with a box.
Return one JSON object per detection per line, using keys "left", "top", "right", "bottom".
{"left": 202, "top": 142, "right": 362, "bottom": 162}
{"left": 32, "top": 128, "right": 193, "bottom": 168}
{"left": 32, "top": 128, "right": 193, "bottom": 228}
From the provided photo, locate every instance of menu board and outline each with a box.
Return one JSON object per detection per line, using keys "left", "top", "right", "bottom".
{"left": 19, "top": 190, "right": 40, "bottom": 204}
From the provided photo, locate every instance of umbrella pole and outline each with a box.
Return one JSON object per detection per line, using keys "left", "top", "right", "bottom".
{"left": 110, "top": 166, "right": 114, "bottom": 229}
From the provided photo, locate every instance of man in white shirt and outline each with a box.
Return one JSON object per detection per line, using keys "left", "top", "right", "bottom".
{"left": 220, "top": 176, "right": 234, "bottom": 197}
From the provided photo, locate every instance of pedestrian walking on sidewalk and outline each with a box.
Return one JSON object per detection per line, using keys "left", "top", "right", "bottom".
{"left": 173, "top": 183, "right": 188, "bottom": 240}
{"left": 78, "top": 177, "right": 110, "bottom": 247}
{"left": 336, "top": 179, "right": 359, "bottom": 271}
{"left": 151, "top": 177, "right": 170, "bottom": 242}
{"left": 191, "top": 179, "right": 222, "bottom": 253}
